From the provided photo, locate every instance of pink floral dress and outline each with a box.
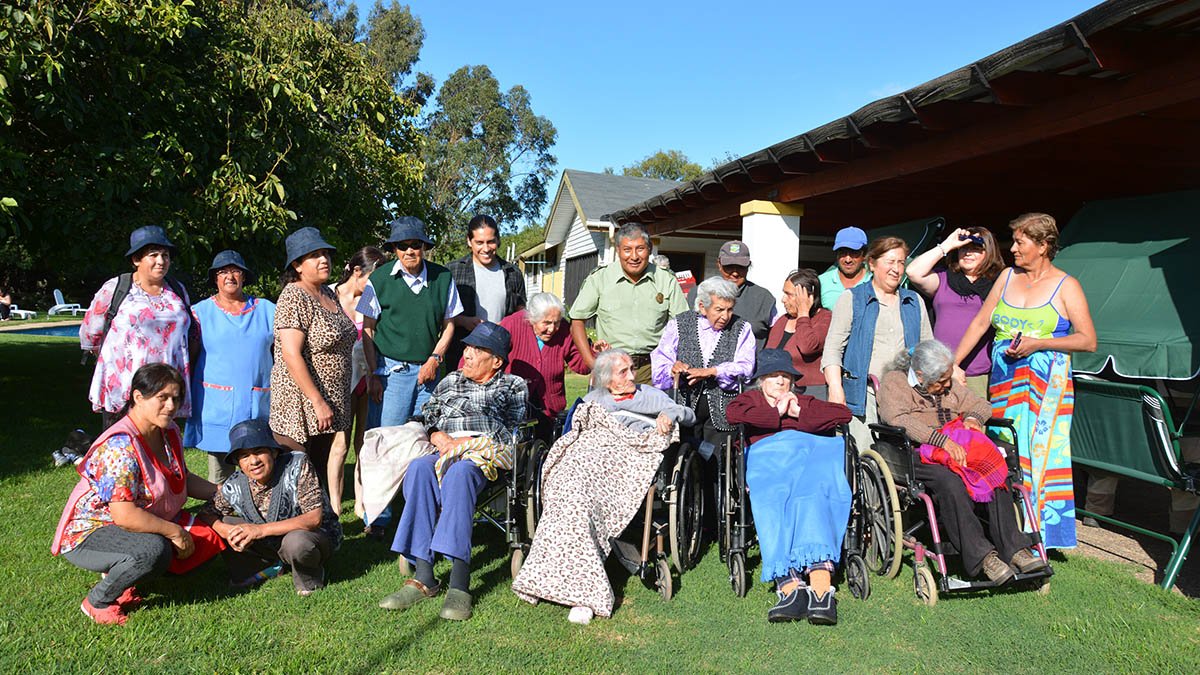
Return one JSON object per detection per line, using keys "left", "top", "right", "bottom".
{"left": 80, "top": 277, "right": 193, "bottom": 415}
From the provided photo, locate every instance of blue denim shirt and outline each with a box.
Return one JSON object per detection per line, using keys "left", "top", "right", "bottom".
{"left": 842, "top": 284, "right": 924, "bottom": 416}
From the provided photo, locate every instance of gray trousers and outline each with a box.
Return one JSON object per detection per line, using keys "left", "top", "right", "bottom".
{"left": 220, "top": 517, "right": 332, "bottom": 592}
{"left": 62, "top": 526, "right": 172, "bottom": 608}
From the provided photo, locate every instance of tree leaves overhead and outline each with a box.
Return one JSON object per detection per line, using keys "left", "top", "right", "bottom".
{"left": 421, "top": 65, "right": 557, "bottom": 247}
{"left": 622, "top": 149, "right": 705, "bottom": 182}
{"left": 1, "top": 0, "right": 424, "bottom": 299}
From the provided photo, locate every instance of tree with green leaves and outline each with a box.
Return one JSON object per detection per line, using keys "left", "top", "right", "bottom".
{"left": 1, "top": 0, "right": 424, "bottom": 300}
{"left": 621, "top": 149, "right": 705, "bottom": 182}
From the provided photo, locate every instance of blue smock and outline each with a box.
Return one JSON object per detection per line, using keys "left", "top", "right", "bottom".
{"left": 184, "top": 296, "right": 276, "bottom": 453}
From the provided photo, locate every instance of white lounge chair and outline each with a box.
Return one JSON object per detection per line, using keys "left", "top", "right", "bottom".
{"left": 8, "top": 304, "right": 36, "bottom": 320}
{"left": 48, "top": 289, "right": 85, "bottom": 316}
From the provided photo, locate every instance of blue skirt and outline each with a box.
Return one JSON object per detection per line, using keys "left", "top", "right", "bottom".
{"left": 746, "top": 430, "right": 851, "bottom": 582}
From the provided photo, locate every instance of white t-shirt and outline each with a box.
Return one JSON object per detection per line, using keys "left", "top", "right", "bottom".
{"left": 474, "top": 262, "right": 507, "bottom": 321}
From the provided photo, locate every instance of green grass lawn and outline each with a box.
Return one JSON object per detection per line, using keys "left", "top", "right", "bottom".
{"left": 2, "top": 335, "right": 1197, "bottom": 672}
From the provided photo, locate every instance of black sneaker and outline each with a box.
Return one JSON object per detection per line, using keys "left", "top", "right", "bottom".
{"left": 806, "top": 588, "right": 838, "bottom": 626}
{"left": 767, "top": 587, "right": 808, "bottom": 623}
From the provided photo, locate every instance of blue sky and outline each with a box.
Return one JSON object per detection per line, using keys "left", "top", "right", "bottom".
{"left": 360, "top": 0, "right": 1098, "bottom": 212}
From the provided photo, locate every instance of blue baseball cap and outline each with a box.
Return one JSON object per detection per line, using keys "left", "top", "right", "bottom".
{"left": 226, "top": 418, "right": 283, "bottom": 465}
{"left": 385, "top": 216, "right": 435, "bottom": 249}
{"left": 832, "top": 226, "right": 868, "bottom": 251}
{"left": 209, "top": 249, "right": 255, "bottom": 285}
{"left": 462, "top": 321, "right": 512, "bottom": 361}
{"left": 284, "top": 226, "right": 336, "bottom": 269}
{"left": 125, "top": 225, "right": 176, "bottom": 257}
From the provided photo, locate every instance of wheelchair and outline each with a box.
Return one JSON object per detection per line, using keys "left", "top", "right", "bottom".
{"left": 522, "top": 396, "right": 706, "bottom": 601}
{"left": 863, "top": 417, "right": 1054, "bottom": 605}
{"left": 717, "top": 414, "right": 874, "bottom": 601}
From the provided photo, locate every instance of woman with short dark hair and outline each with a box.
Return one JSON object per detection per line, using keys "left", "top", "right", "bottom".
{"left": 52, "top": 364, "right": 216, "bottom": 625}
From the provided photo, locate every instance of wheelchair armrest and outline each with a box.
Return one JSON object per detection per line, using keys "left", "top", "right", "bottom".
{"left": 868, "top": 422, "right": 908, "bottom": 441}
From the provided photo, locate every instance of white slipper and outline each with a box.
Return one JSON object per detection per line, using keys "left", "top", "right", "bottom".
{"left": 568, "top": 606, "right": 594, "bottom": 625}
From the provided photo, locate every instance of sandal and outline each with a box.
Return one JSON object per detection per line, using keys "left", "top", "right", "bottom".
{"left": 379, "top": 578, "right": 440, "bottom": 611}
{"left": 81, "top": 598, "right": 127, "bottom": 626}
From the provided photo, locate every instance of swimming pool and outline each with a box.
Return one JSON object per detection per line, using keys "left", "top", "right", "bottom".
{"left": 3, "top": 324, "right": 80, "bottom": 338}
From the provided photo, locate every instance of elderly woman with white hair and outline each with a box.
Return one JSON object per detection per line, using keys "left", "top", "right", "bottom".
{"left": 499, "top": 292, "right": 593, "bottom": 436}
{"left": 513, "top": 348, "right": 695, "bottom": 625}
{"left": 878, "top": 339, "right": 1047, "bottom": 585}
{"left": 650, "top": 276, "right": 755, "bottom": 451}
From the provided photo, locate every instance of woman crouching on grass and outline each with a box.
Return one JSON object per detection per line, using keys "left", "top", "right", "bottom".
{"left": 51, "top": 364, "right": 217, "bottom": 625}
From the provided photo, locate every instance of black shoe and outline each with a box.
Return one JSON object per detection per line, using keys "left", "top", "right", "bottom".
{"left": 806, "top": 588, "right": 837, "bottom": 626}
{"left": 767, "top": 587, "right": 808, "bottom": 623}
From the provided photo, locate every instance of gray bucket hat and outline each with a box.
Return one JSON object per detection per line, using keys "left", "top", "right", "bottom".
{"left": 209, "top": 249, "right": 255, "bottom": 285}
{"left": 384, "top": 216, "right": 435, "bottom": 249}
{"left": 284, "top": 227, "right": 336, "bottom": 269}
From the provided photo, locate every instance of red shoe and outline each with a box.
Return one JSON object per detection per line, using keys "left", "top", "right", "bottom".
{"left": 81, "top": 598, "right": 127, "bottom": 625}
{"left": 115, "top": 587, "right": 144, "bottom": 611}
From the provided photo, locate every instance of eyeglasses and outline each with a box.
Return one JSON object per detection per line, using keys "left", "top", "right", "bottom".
{"left": 393, "top": 240, "right": 424, "bottom": 252}
{"left": 216, "top": 268, "right": 244, "bottom": 277}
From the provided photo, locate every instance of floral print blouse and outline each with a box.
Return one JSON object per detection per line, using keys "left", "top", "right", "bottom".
{"left": 57, "top": 434, "right": 183, "bottom": 554}
{"left": 79, "top": 276, "right": 193, "bottom": 415}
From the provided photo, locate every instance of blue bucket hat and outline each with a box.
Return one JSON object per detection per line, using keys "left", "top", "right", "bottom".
{"left": 752, "top": 348, "right": 803, "bottom": 381}
{"left": 209, "top": 249, "right": 255, "bottom": 285}
{"left": 125, "top": 225, "right": 176, "bottom": 257}
{"left": 284, "top": 227, "right": 336, "bottom": 269}
{"left": 832, "top": 226, "right": 868, "bottom": 252}
{"left": 384, "top": 216, "right": 436, "bottom": 249}
{"left": 462, "top": 321, "right": 512, "bottom": 361}
{"left": 226, "top": 418, "right": 283, "bottom": 465}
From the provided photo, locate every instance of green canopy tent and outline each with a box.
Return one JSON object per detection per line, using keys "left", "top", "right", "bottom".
{"left": 1056, "top": 190, "right": 1200, "bottom": 380}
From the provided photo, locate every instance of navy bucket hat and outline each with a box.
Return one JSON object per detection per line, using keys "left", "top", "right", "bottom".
{"left": 126, "top": 225, "right": 176, "bottom": 257}
{"left": 752, "top": 348, "right": 803, "bottom": 381}
{"left": 226, "top": 418, "right": 283, "bottom": 465}
{"left": 384, "top": 216, "right": 435, "bottom": 249}
{"left": 462, "top": 321, "right": 512, "bottom": 361}
{"left": 284, "top": 227, "right": 336, "bottom": 269}
{"left": 209, "top": 249, "right": 255, "bottom": 285}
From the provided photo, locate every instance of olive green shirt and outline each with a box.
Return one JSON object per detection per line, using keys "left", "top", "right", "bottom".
{"left": 570, "top": 263, "right": 689, "bottom": 355}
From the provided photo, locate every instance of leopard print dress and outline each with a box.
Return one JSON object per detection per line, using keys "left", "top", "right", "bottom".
{"left": 269, "top": 284, "right": 356, "bottom": 444}
{"left": 511, "top": 402, "right": 677, "bottom": 617}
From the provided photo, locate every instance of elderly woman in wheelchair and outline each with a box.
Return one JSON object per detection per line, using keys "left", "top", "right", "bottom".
{"left": 377, "top": 322, "right": 529, "bottom": 621}
{"left": 876, "top": 339, "right": 1048, "bottom": 586}
{"left": 512, "top": 348, "right": 695, "bottom": 625}
{"left": 724, "top": 349, "right": 853, "bottom": 624}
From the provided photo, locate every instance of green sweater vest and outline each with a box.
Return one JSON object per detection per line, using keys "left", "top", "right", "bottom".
{"left": 370, "top": 262, "right": 452, "bottom": 362}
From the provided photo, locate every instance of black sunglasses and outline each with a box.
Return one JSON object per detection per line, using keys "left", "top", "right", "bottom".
{"left": 393, "top": 240, "right": 424, "bottom": 252}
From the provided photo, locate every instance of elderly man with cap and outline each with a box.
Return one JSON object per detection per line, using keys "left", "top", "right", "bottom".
{"left": 79, "top": 225, "right": 197, "bottom": 431}
{"left": 818, "top": 226, "right": 872, "bottom": 310}
{"left": 379, "top": 321, "right": 529, "bottom": 621}
{"left": 202, "top": 418, "right": 342, "bottom": 596}
{"left": 186, "top": 250, "right": 277, "bottom": 482}
{"left": 716, "top": 240, "right": 778, "bottom": 348}
{"left": 570, "top": 223, "right": 689, "bottom": 384}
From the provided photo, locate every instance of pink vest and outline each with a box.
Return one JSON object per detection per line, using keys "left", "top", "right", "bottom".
{"left": 51, "top": 415, "right": 187, "bottom": 555}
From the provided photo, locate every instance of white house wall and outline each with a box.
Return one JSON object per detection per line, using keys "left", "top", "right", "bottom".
{"left": 563, "top": 215, "right": 604, "bottom": 260}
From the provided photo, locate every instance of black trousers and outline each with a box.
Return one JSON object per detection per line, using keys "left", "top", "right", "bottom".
{"left": 62, "top": 525, "right": 172, "bottom": 607}
{"left": 914, "top": 462, "right": 1031, "bottom": 576}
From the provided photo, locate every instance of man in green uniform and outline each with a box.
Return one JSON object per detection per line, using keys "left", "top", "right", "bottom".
{"left": 570, "top": 223, "right": 688, "bottom": 384}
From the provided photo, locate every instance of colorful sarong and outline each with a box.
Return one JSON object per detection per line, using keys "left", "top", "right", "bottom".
{"left": 745, "top": 430, "right": 850, "bottom": 582}
{"left": 917, "top": 418, "right": 1009, "bottom": 503}
{"left": 990, "top": 342, "right": 1076, "bottom": 548}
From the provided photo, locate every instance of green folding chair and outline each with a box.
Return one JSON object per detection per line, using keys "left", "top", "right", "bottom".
{"left": 1072, "top": 377, "right": 1200, "bottom": 590}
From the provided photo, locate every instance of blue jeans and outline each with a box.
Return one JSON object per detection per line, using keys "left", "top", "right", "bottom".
{"left": 365, "top": 355, "right": 438, "bottom": 528}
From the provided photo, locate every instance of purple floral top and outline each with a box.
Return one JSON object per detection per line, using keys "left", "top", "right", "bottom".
{"left": 57, "top": 434, "right": 183, "bottom": 554}
{"left": 80, "top": 277, "right": 192, "bottom": 415}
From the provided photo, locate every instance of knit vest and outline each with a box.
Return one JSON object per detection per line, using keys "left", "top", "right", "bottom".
{"left": 221, "top": 452, "right": 343, "bottom": 549}
{"left": 842, "top": 284, "right": 923, "bottom": 416}
{"left": 370, "top": 262, "right": 452, "bottom": 363}
{"left": 675, "top": 311, "right": 745, "bottom": 432}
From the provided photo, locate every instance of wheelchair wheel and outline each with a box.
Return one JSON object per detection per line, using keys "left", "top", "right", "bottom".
{"left": 655, "top": 558, "right": 674, "bottom": 601}
{"left": 729, "top": 551, "right": 748, "bottom": 597}
{"left": 524, "top": 440, "right": 548, "bottom": 539}
{"left": 845, "top": 553, "right": 871, "bottom": 600}
{"left": 668, "top": 445, "right": 704, "bottom": 573}
{"left": 914, "top": 564, "right": 938, "bottom": 606}
{"left": 859, "top": 449, "right": 903, "bottom": 579}
{"left": 510, "top": 548, "right": 525, "bottom": 580}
